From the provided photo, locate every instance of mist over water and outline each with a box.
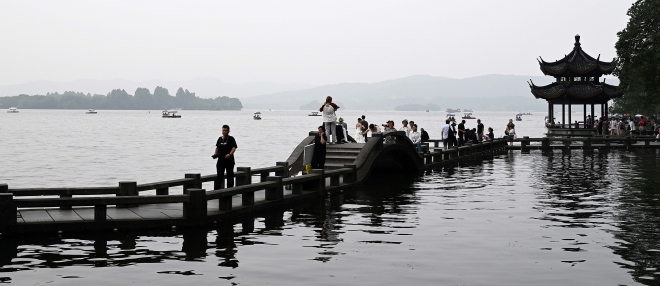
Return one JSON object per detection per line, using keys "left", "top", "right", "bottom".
{"left": 1, "top": 110, "right": 659, "bottom": 285}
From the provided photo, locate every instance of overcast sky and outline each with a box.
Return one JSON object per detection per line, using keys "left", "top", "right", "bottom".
{"left": 0, "top": 0, "right": 634, "bottom": 86}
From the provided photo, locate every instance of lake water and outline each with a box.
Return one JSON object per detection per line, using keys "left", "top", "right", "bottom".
{"left": 2, "top": 109, "right": 660, "bottom": 285}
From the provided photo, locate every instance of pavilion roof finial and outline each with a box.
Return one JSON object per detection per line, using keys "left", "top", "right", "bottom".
{"left": 575, "top": 34, "right": 581, "bottom": 47}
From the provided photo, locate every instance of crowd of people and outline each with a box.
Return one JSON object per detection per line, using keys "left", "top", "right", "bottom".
{"left": 584, "top": 115, "right": 659, "bottom": 140}
{"left": 212, "top": 99, "right": 658, "bottom": 190}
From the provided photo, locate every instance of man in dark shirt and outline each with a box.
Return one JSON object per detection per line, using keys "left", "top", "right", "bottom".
{"left": 214, "top": 125, "right": 238, "bottom": 190}
{"left": 360, "top": 115, "right": 368, "bottom": 142}
{"left": 476, "top": 119, "right": 484, "bottom": 142}
{"left": 457, "top": 120, "right": 466, "bottom": 146}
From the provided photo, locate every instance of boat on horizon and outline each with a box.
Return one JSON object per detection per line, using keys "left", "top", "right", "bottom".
{"left": 462, "top": 108, "right": 473, "bottom": 112}
{"left": 308, "top": 111, "right": 321, "bottom": 116}
{"left": 7, "top": 107, "right": 18, "bottom": 113}
{"left": 85, "top": 109, "right": 97, "bottom": 114}
{"left": 162, "top": 110, "right": 181, "bottom": 118}
{"left": 446, "top": 108, "right": 461, "bottom": 113}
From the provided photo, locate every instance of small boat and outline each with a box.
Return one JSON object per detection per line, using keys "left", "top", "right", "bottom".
{"left": 515, "top": 113, "right": 523, "bottom": 121}
{"left": 462, "top": 108, "right": 473, "bottom": 112}
{"left": 7, "top": 107, "right": 19, "bottom": 113}
{"left": 520, "top": 111, "right": 533, "bottom": 115}
{"left": 253, "top": 111, "right": 262, "bottom": 120}
{"left": 446, "top": 113, "right": 456, "bottom": 121}
{"left": 462, "top": 112, "right": 475, "bottom": 119}
{"left": 85, "top": 109, "right": 97, "bottom": 114}
{"left": 425, "top": 110, "right": 430, "bottom": 112}
{"left": 162, "top": 110, "right": 181, "bottom": 118}
{"left": 308, "top": 111, "right": 322, "bottom": 116}
{"left": 446, "top": 108, "right": 461, "bottom": 113}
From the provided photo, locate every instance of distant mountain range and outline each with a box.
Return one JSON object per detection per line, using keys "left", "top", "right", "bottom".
{"left": 0, "top": 74, "right": 620, "bottom": 111}
{"left": 0, "top": 77, "right": 314, "bottom": 99}
{"left": 241, "top": 74, "right": 620, "bottom": 111}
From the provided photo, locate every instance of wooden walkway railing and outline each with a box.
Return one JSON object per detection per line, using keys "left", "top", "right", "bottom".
{"left": 0, "top": 136, "right": 511, "bottom": 235}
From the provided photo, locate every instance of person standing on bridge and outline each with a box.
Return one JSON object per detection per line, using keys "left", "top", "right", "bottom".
{"left": 441, "top": 120, "right": 451, "bottom": 150}
{"left": 214, "top": 124, "right": 238, "bottom": 190}
{"left": 311, "top": 125, "right": 327, "bottom": 169}
{"left": 320, "top": 96, "right": 340, "bottom": 144}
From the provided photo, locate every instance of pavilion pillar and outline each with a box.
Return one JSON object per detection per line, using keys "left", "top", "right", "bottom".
{"left": 605, "top": 102, "right": 608, "bottom": 118}
{"left": 583, "top": 104, "right": 586, "bottom": 129}
{"left": 591, "top": 104, "right": 595, "bottom": 126}
{"left": 548, "top": 103, "right": 552, "bottom": 124}
{"left": 562, "top": 104, "right": 565, "bottom": 128}
{"left": 568, "top": 104, "right": 572, "bottom": 129}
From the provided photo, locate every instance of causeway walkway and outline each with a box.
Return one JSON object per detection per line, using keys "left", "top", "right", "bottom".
{"left": 7, "top": 132, "right": 657, "bottom": 235}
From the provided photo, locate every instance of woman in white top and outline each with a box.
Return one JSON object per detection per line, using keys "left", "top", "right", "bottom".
{"left": 409, "top": 124, "right": 422, "bottom": 153}
{"left": 319, "top": 96, "right": 340, "bottom": 144}
{"left": 355, "top": 118, "right": 365, "bottom": 143}
{"left": 610, "top": 119, "right": 617, "bottom": 136}
{"left": 629, "top": 119, "right": 636, "bottom": 137}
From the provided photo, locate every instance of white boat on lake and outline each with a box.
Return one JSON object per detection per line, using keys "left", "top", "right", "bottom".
{"left": 7, "top": 107, "right": 19, "bottom": 113}
{"left": 85, "top": 109, "right": 97, "bottom": 114}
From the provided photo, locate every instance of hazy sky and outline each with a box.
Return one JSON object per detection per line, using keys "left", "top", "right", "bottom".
{"left": 0, "top": 0, "right": 634, "bottom": 86}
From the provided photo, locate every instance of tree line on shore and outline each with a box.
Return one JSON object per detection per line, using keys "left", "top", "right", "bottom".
{"left": 0, "top": 87, "right": 242, "bottom": 110}
{"left": 613, "top": 0, "right": 660, "bottom": 115}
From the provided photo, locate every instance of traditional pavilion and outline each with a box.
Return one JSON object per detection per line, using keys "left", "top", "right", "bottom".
{"left": 528, "top": 35, "right": 623, "bottom": 136}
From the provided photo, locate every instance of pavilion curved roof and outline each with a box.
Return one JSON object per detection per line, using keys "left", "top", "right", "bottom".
{"left": 537, "top": 35, "right": 614, "bottom": 76}
{"left": 529, "top": 81, "right": 623, "bottom": 100}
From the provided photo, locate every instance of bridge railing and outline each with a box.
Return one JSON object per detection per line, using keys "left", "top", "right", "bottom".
{"left": 0, "top": 134, "right": 512, "bottom": 230}
{"left": 508, "top": 136, "right": 658, "bottom": 150}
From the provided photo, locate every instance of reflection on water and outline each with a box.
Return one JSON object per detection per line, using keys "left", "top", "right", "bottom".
{"left": 1, "top": 150, "right": 660, "bottom": 284}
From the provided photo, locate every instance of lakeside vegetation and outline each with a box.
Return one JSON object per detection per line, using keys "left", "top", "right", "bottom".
{"left": 0, "top": 87, "right": 242, "bottom": 110}
{"left": 613, "top": 0, "right": 660, "bottom": 115}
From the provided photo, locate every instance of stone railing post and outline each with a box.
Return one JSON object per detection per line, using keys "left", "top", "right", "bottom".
{"left": 311, "top": 169, "right": 325, "bottom": 194}
{"left": 184, "top": 173, "right": 202, "bottom": 194}
{"left": 275, "top": 162, "right": 290, "bottom": 178}
{"left": 265, "top": 176, "right": 283, "bottom": 201}
{"left": 118, "top": 181, "right": 138, "bottom": 208}
{"left": 184, "top": 189, "right": 207, "bottom": 223}
{"left": 236, "top": 167, "right": 252, "bottom": 186}
{"left": 0, "top": 193, "right": 17, "bottom": 226}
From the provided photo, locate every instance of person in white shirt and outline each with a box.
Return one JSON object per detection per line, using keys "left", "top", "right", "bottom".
{"left": 409, "top": 124, "right": 422, "bottom": 153}
{"left": 320, "top": 96, "right": 340, "bottom": 144}
{"left": 399, "top": 119, "right": 410, "bottom": 137}
{"left": 441, "top": 120, "right": 451, "bottom": 150}
{"left": 629, "top": 118, "right": 636, "bottom": 137}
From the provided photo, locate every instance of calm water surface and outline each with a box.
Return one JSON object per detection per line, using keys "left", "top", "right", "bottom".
{"left": 1, "top": 110, "right": 660, "bottom": 285}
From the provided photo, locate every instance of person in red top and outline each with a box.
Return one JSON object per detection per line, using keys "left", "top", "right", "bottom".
{"left": 639, "top": 116, "right": 646, "bottom": 135}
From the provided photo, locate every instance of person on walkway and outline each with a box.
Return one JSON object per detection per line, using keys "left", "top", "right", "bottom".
{"left": 629, "top": 117, "right": 636, "bottom": 137}
{"left": 409, "top": 124, "right": 423, "bottom": 153}
{"left": 399, "top": 119, "right": 410, "bottom": 137}
{"left": 420, "top": 128, "right": 430, "bottom": 143}
{"left": 639, "top": 116, "right": 646, "bottom": 136}
{"left": 355, "top": 118, "right": 365, "bottom": 143}
{"left": 506, "top": 119, "right": 515, "bottom": 131}
{"left": 214, "top": 124, "right": 238, "bottom": 190}
{"left": 360, "top": 115, "right": 369, "bottom": 142}
{"left": 476, "top": 119, "right": 484, "bottom": 142}
{"left": 338, "top": 117, "right": 348, "bottom": 143}
{"left": 610, "top": 119, "right": 617, "bottom": 137}
{"left": 441, "top": 120, "right": 451, "bottom": 150}
{"left": 483, "top": 127, "right": 494, "bottom": 141}
{"left": 449, "top": 122, "right": 458, "bottom": 147}
{"left": 383, "top": 120, "right": 397, "bottom": 144}
{"left": 320, "top": 96, "right": 340, "bottom": 144}
{"left": 311, "top": 125, "right": 327, "bottom": 169}
{"left": 457, "top": 120, "right": 466, "bottom": 146}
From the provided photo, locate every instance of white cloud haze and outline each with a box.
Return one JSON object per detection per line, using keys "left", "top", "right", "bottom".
{"left": 0, "top": 0, "right": 634, "bottom": 86}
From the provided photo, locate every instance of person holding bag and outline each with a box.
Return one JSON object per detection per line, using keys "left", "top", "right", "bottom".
{"left": 320, "top": 96, "right": 340, "bottom": 144}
